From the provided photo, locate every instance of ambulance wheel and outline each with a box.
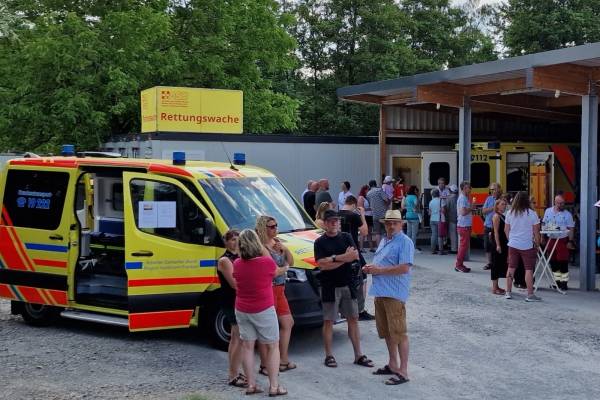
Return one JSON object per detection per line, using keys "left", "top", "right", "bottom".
{"left": 207, "top": 307, "right": 231, "bottom": 351}
{"left": 21, "top": 303, "right": 58, "bottom": 326}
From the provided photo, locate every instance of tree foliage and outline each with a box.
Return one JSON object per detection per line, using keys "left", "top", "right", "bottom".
{"left": 0, "top": 0, "right": 299, "bottom": 151}
{"left": 497, "top": 0, "right": 600, "bottom": 56}
{"left": 0, "top": 0, "right": 497, "bottom": 151}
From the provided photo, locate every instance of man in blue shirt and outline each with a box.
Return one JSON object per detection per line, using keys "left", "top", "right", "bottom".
{"left": 482, "top": 183, "right": 502, "bottom": 271}
{"left": 363, "top": 209, "right": 413, "bottom": 385}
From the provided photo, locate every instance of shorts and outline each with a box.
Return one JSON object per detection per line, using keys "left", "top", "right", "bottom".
{"left": 365, "top": 215, "right": 373, "bottom": 228}
{"left": 374, "top": 297, "right": 407, "bottom": 341}
{"left": 235, "top": 306, "right": 279, "bottom": 344}
{"left": 508, "top": 247, "right": 537, "bottom": 271}
{"left": 273, "top": 285, "right": 291, "bottom": 316}
{"left": 372, "top": 218, "right": 384, "bottom": 235}
{"left": 223, "top": 306, "right": 237, "bottom": 325}
{"left": 483, "top": 227, "right": 493, "bottom": 252}
{"left": 321, "top": 286, "right": 359, "bottom": 321}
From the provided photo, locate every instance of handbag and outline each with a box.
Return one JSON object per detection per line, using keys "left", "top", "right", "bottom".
{"left": 438, "top": 201, "right": 448, "bottom": 236}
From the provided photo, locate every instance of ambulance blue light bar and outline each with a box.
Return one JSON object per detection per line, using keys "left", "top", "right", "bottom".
{"left": 233, "top": 153, "right": 246, "bottom": 165}
{"left": 61, "top": 144, "right": 75, "bottom": 156}
{"left": 173, "top": 151, "right": 186, "bottom": 165}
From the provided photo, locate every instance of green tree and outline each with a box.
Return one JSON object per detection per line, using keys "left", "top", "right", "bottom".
{"left": 497, "top": 0, "right": 600, "bottom": 56}
{"left": 0, "top": 0, "right": 300, "bottom": 151}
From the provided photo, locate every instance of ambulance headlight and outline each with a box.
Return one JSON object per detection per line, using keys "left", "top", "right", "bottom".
{"left": 287, "top": 267, "right": 308, "bottom": 282}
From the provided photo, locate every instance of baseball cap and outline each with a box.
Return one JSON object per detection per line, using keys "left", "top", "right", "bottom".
{"left": 323, "top": 209, "right": 340, "bottom": 221}
{"left": 383, "top": 175, "right": 393, "bottom": 184}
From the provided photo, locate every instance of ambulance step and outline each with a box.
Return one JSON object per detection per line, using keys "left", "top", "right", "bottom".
{"left": 60, "top": 310, "right": 128, "bottom": 327}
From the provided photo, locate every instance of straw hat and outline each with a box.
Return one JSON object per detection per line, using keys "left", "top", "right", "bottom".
{"left": 379, "top": 209, "right": 403, "bottom": 223}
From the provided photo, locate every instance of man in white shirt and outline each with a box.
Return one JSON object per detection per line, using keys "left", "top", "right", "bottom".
{"left": 337, "top": 181, "right": 353, "bottom": 211}
{"left": 542, "top": 194, "right": 575, "bottom": 290}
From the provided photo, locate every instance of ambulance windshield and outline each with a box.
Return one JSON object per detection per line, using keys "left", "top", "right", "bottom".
{"left": 199, "top": 177, "right": 315, "bottom": 232}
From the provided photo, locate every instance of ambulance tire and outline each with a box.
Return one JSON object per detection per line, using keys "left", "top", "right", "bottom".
{"left": 206, "top": 307, "right": 231, "bottom": 352}
{"left": 21, "top": 302, "right": 59, "bottom": 326}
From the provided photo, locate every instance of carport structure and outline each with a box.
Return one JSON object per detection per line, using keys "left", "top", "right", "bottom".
{"left": 338, "top": 42, "right": 600, "bottom": 291}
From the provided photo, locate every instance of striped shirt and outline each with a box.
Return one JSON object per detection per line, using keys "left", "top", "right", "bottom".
{"left": 366, "top": 187, "right": 389, "bottom": 219}
{"left": 369, "top": 231, "right": 414, "bottom": 302}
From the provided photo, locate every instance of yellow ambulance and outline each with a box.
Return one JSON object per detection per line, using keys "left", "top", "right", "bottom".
{"left": 0, "top": 148, "right": 322, "bottom": 348}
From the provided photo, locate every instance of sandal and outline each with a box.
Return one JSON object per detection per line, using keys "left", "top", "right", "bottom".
{"left": 372, "top": 365, "right": 395, "bottom": 375}
{"left": 279, "top": 362, "right": 297, "bottom": 372}
{"left": 228, "top": 373, "right": 248, "bottom": 388}
{"left": 353, "top": 355, "right": 374, "bottom": 367}
{"left": 245, "top": 385, "right": 264, "bottom": 395}
{"left": 384, "top": 373, "right": 410, "bottom": 385}
{"left": 268, "top": 386, "right": 288, "bottom": 397}
{"left": 492, "top": 288, "right": 506, "bottom": 295}
{"left": 324, "top": 355, "right": 337, "bottom": 368}
{"left": 258, "top": 365, "right": 268, "bottom": 376}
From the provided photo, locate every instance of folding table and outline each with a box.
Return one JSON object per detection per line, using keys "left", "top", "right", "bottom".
{"left": 534, "top": 229, "right": 568, "bottom": 295}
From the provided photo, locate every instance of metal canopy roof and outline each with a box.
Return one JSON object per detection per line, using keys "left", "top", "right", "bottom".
{"left": 337, "top": 42, "right": 600, "bottom": 102}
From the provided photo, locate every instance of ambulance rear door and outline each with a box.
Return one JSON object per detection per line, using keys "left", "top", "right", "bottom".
{"left": 0, "top": 165, "right": 77, "bottom": 308}
{"left": 122, "top": 172, "right": 220, "bottom": 332}
{"left": 421, "top": 152, "right": 457, "bottom": 226}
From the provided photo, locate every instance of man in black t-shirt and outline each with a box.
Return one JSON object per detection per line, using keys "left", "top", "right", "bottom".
{"left": 314, "top": 210, "right": 373, "bottom": 369}
{"left": 303, "top": 181, "right": 318, "bottom": 220}
{"left": 338, "top": 195, "right": 374, "bottom": 321}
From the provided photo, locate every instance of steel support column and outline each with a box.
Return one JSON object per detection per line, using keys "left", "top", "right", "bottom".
{"left": 458, "top": 98, "right": 471, "bottom": 183}
{"left": 379, "top": 106, "right": 387, "bottom": 182}
{"left": 579, "top": 93, "right": 598, "bottom": 291}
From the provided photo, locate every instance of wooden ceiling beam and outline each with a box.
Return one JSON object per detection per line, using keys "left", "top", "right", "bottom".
{"left": 465, "top": 77, "right": 527, "bottom": 97}
{"left": 380, "top": 91, "right": 416, "bottom": 105}
{"left": 342, "top": 94, "right": 383, "bottom": 104}
{"left": 532, "top": 63, "right": 593, "bottom": 95}
{"left": 416, "top": 82, "right": 465, "bottom": 108}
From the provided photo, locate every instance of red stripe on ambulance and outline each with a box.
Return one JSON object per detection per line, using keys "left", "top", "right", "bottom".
{"left": 128, "top": 276, "right": 219, "bottom": 287}
{"left": 129, "top": 310, "right": 194, "bottom": 330}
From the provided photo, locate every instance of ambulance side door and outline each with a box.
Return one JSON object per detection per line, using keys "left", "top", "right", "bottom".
{"left": 0, "top": 167, "right": 76, "bottom": 307}
{"left": 122, "top": 172, "right": 220, "bottom": 331}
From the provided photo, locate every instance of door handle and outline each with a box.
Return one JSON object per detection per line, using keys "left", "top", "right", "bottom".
{"left": 49, "top": 234, "right": 63, "bottom": 241}
{"left": 131, "top": 251, "right": 154, "bottom": 257}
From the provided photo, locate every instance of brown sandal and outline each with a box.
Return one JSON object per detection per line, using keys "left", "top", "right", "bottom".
{"left": 324, "top": 355, "right": 337, "bottom": 368}
{"left": 354, "top": 355, "right": 374, "bottom": 367}
{"left": 258, "top": 365, "right": 268, "bottom": 376}
{"left": 228, "top": 373, "right": 248, "bottom": 388}
{"left": 245, "top": 385, "right": 264, "bottom": 395}
{"left": 279, "top": 362, "right": 297, "bottom": 372}
{"left": 268, "top": 386, "right": 288, "bottom": 397}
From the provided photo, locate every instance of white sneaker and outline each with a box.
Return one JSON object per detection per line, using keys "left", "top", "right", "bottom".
{"left": 525, "top": 294, "right": 542, "bottom": 302}
{"left": 415, "top": 249, "right": 422, "bottom": 254}
{"left": 504, "top": 292, "right": 512, "bottom": 299}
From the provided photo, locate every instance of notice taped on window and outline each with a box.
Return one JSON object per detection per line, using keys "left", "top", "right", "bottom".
{"left": 139, "top": 201, "right": 176, "bottom": 228}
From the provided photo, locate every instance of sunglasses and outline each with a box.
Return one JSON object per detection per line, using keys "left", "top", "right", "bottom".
{"left": 267, "top": 224, "right": 278, "bottom": 229}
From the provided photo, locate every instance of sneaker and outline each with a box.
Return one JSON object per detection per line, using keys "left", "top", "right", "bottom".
{"left": 525, "top": 294, "right": 542, "bottom": 302}
{"left": 483, "top": 264, "right": 492, "bottom": 270}
{"left": 415, "top": 248, "right": 422, "bottom": 254}
{"left": 454, "top": 265, "right": 471, "bottom": 273}
{"left": 358, "top": 311, "right": 376, "bottom": 321}
{"left": 504, "top": 292, "right": 512, "bottom": 299}
{"left": 431, "top": 250, "right": 438, "bottom": 255}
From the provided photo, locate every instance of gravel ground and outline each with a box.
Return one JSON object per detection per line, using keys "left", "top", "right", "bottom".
{"left": 2, "top": 250, "right": 600, "bottom": 400}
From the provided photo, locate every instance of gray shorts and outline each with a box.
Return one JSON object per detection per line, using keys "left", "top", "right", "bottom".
{"left": 322, "top": 287, "right": 359, "bottom": 321}
{"left": 372, "top": 218, "right": 384, "bottom": 235}
{"left": 235, "top": 306, "right": 279, "bottom": 344}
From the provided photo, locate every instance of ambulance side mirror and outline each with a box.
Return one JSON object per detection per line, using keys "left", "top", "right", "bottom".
{"left": 203, "top": 218, "right": 216, "bottom": 245}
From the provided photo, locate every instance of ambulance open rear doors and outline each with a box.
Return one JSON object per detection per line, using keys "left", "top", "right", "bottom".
{"left": 421, "top": 152, "right": 457, "bottom": 226}
{"left": 0, "top": 165, "right": 79, "bottom": 322}
{"left": 122, "top": 172, "right": 221, "bottom": 332}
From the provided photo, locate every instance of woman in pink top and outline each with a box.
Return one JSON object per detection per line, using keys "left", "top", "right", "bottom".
{"left": 233, "top": 229, "right": 287, "bottom": 397}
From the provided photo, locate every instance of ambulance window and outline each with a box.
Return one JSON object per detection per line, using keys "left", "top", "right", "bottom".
{"left": 470, "top": 163, "right": 490, "bottom": 188}
{"left": 429, "top": 162, "right": 450, "bottom": 186}
{"left": 129, "top": 179, "right": 209, "bottom": 245}
{"left": 2, "top": 170, "right": 69, "bottom": 230}
{"left": 112, "top": 183, "right": 123, "bottom": 211}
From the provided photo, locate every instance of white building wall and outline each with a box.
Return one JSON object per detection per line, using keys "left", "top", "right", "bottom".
{"left": 105, "top": 139, "right": 380, "bottom": 203}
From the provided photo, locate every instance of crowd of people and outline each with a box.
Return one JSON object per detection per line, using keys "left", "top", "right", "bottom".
{"left": 302, "top": 176, "right": 576, "bottom": 298}
{"left": 216, "top": 176, "right": 575, "bottom": 395}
